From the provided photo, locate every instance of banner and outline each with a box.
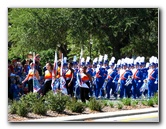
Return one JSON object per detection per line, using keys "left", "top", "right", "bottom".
{"left": 33, "top": 77, "right": 41, "bottom": 93}
{"left": 59, "top": 53, "right": 67, "bottom": 95}
{"left": 140, "top": 79, "right": 148, "bottom": 92}
{"left": 52, "top": 78, "right": 60, "bottom": 94}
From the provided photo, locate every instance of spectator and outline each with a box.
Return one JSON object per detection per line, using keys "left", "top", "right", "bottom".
{"left": 10, "top": 77, "right": 23, "bottom": 101}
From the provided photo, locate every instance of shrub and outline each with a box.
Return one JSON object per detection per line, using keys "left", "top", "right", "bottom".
{"left": 147, "top": 98, "right": 154, "bottom": 107}
{"left": 102, "top": 100, "right": 108, "bottom": 106}
{"left": 9, "top": 100, "right": 18, "bottom": 114}
{"left": 109, "top": 102, "right": 114, "bottom": 108}
{"left": 131, "top": 100, "right": 138, "bottom": 108}
{"left": 45, "top": 91, "right": 70, "bottom": 113}
{"left": 154, "top": 92, "right": 158, "bottom": 97}
{"left": 88, "top": 97, "right": 104, "bottom": 111}
{"left": 152, "top": 95, "right": 158, "bottom": 105}
{"left": 117, "top": 102, "right": 123, "bottom": 109}
{"left": 121, "top": 98, "right": 132, "bottom": 106}
{"left": 83, "top": 102, "right": 89, "bottom": 108}
{"left": 67, "top": 98, "right": 85, "bottom": 113}
{"left": 19, "top": 92, "right": 41, "bottom": 112}
{"left": 141, "top": 100, "right": 148, "bottom": 106}
{"left": 32, "top": 99, "right": 48, "bottom": 115}
{"left": 16, "top": 101, "right": 28, "bottom": 117}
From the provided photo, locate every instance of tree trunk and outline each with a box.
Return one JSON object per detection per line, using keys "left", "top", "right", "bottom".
{"left": 59, "top": 44, "right": 68, "bottom": 59}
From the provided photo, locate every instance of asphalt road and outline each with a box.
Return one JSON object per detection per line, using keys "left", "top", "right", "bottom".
{"left": 89, "top": 112, "right": 159, "bottom": 122}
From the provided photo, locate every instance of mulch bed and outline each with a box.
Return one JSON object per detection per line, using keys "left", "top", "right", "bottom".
{"left": 8, "top": 104, "right": 158, "bottom": 122}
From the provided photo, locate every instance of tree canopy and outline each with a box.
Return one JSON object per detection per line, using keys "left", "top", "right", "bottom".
{"left": 8, "top": 8, "right": 158, "bottom": 64}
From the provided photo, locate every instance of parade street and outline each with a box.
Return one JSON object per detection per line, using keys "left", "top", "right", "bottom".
{"left": 24, "top": 107, "right": 158, "bottom": 122}
{"left": 89, "top": 112, "right": 159, "bottom": 122}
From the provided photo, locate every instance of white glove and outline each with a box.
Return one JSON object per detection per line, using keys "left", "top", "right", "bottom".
{"left": 154, "top": 81, "right": 158, "bottom": 84}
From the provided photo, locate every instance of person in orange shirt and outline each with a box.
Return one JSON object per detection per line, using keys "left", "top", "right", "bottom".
{"left": 42, "top": 62, "right": 54, "bottom": 95}
{"left": 22, "top": 62, "right": 40, "bottom": 93}
{"left": 79, "top": 66, "right": 92, "bottom": 103}
{"left": 65, "top": 62, "right": 74, "bottom": 97}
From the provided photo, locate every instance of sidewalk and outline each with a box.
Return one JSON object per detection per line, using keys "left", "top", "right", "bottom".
{"left": 24, "top": 107, "right": 158, "bottom": 122}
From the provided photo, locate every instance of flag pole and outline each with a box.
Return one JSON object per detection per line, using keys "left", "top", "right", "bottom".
{"left": 33, "top": 52, "right": 35, "bottom": 92}
{"left": 52, "top": 51, "right": 58, "bottom": 92}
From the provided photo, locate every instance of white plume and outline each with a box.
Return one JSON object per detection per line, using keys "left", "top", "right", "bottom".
{"left": 73, "top": 56, "right": 77, "bottom": 62}
{"left": 86, "top": 56, "right": 90, "bottom": 63}
{"left": 99, "top": 55, "right": 103, "bottom": 62}
{"left": 64, "top": 57, "right": 67, "bottom": 63}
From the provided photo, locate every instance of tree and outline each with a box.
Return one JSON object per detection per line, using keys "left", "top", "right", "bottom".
{"left": 8, "top": 8, "right": 158, "bottom": 62}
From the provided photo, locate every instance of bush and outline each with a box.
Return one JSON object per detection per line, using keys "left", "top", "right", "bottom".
{"left": 131, "top": 100, "right": 138, "bottom": 108}
{"left": 154, "top": 92, "right": 158, "bottom": 97}
{"left": 152, "top": 95, "right": 158, "bottom": 105}
{"left": 88, "top": 97, "right": 103, "bottom": 111}
{"left": 19, "top": 92, "right": 41, "bottom": 112}
{"left": 102, "top": 100, "right": 108, "bottom": 106}
{"left": 9, "top": 100, "right": 18, "bottom": 114}
{"left": 45, "top": 91, "right": 70, "bottom": 113}
{"left": 147, "top": 98, "right": 154, "bottom": 107}
{"left": 117, "top": 102, "right": 123, "bottom": 109}
{"left": 32, "top": 99, "right": 48, "bottom": 115}
{"left": 141, "top": 100, "right": 148, "bottom": 106}
{"left": 121, "top": 98, "right": 132, "bottom": 106}
{"left": 67, "top": 98, "right": 85, "bottom": 113}
{"left": 16, "top": 101, "right": 28, "bottom": 117}
{"left": 109, "top": 102, "right": 114, "bottom": 108}
{"left": 83, "top": 102, "right": 89, "bottom": 108}
{"left": 9, "top": 93, "right": 41, "bottom": 116}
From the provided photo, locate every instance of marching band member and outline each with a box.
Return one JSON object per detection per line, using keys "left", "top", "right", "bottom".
{"left": 86, "top": 56, "right": 94, "bottom": 97}
{"left": 92, "top": 57, "right": 98, "bottom": 97}
{"left": 118, "top": 58, "right": 132, "bottom": 99}
{"left": 42, "top": 62, "right": 54, "bottom": 95}
{"left": 72, "top": 56, "right": 80, "bottom": 98}
{"left": 105, "top": 58, "right": 117, "bottom": 99}
{"left": 132, "top": 57, "right": 143, "bottom": 99}
{"left": 113, "top": 63, "right": 121, "bottom": 99}
{"left": 65, "top": 62, "right": 74, "bottom": 97}
{"left": 79, "top": 66, "right": 92, "bottom": 103}
{"left": 147, "top": 56, "right": 158, "bottom": 98}
{"left": 154, "top": 58, "right": 158, "bottom": 94}
{"left": 95, "top": 55, "right": 105, "bottom": 98}
{"left": 22, "top": 62, "right": 40, "bottom": 93}
{"left": 124, "top": 58, "right": 133, "bottom": 98}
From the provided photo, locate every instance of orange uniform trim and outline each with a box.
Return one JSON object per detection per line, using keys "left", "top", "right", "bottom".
{"left": 45, "top": 70, "right": 52, "bottom": 79}
{"left": 28, "top": 71, "right": 34, "bottom": 78}
{"left": 65, "top": 70, "right": 72, "bottom": 78}
{"left": 149, "top": 70, "right": 155, "bottom": 80}
{"left": 96, "top": 71, "right": 101, "bottom": 78}
{"left": 107, "top": 70, "right": 114, "bottom": 79}
{"left": 120, "top": 71, "right": 126, "bottom": 80}
{"left": 81, "top": 73, "right": 89, "bottom": 82}
{"left": 133, "top": 70, "right": 139, "bottom": 79}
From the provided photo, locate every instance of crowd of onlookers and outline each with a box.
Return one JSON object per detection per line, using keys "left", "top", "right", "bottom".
{"left": 8, "top": 55, "right": 43, "bottom": 101}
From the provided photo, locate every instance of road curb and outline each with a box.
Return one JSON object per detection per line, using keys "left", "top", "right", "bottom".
{"left": 24, "top": 107, "right": 158, "bottom": 122}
